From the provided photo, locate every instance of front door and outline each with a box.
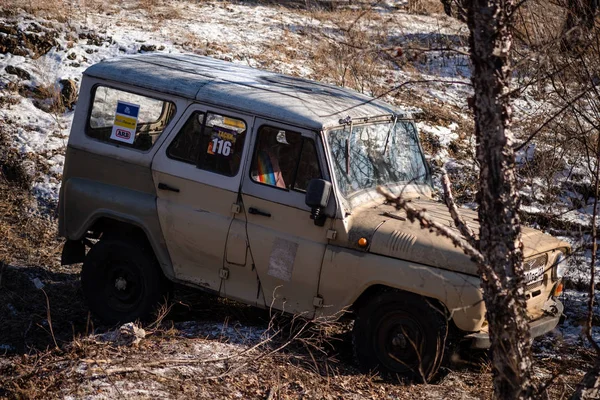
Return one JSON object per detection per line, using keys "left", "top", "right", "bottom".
{"left": 240, "top": 119, "right": 333, "bottom": 317}
{"left": 152, "top": 105, "right": 255, "bottom": 299}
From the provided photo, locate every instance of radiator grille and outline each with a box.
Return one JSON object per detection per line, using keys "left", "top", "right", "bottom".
{"left": 523, "top": 254, "right": 548, "bottom": 289}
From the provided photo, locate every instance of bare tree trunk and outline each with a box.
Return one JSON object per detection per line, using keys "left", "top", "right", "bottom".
{"left": 464, "top": 0, "right": 535, "bottom": 398}
{"left": 572, "top": 361, "right": 600, "bottom": 399}
{"left": 571, "top": 110, "right": 600, "bottom": 400}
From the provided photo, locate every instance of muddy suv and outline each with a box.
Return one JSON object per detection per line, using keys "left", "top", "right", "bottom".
{"left": 59, "top": 54, "right": 570, "bottom": 381}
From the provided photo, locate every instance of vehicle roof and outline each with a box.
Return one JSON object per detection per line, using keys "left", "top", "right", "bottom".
{"left": 84, "top": 53, "right": 401, "bottom": 130}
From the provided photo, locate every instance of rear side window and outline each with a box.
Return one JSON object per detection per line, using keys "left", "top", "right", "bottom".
{"left": 87, "top": 86, "right": 176, "bottom": 151}
{"left": 167, "top": 111, "right": 247, "bottom": 177}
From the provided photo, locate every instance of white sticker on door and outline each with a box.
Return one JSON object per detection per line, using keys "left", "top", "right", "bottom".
{"left": 267, "top": 238, "right": 298, "bottom": 282}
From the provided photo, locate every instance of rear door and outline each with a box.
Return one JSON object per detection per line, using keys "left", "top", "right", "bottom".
{"left": 240, "top": 119, "right": 332, "bottom": 316}
{"left": 152, "top": 105, "right": 254, "bottom": 298}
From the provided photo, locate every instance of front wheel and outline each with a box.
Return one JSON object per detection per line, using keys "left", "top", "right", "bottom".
{"left": 81, "top": 238, "right": 167, "bottom": 325}
{"left": 352, "top": 290, "right": 448, "bottom": 382}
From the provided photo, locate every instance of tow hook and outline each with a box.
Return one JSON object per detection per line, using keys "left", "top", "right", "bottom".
{"left": 542, "top": 300, "right": 559, "bottom": 317}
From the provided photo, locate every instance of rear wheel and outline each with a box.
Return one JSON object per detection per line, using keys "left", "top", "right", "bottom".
{"left": 353, "top": 290, "right": 448, "bottom": 382}
{"left": 81, "top": 238, "right": 167, "bottom": 325}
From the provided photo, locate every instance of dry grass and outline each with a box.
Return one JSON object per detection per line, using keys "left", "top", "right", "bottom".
{"left": 0, "top": 0, "right": 71, "bottom": 21}
{"left": 304, "top": 8, "right": 393, "bottom": 95}
{"left": 0, "top": 1, "right": 596, "bottom": 398}
{"left": 0, "top": 0, "right": 181, "bottom": 22}
{"left": 407, "top": 0, "right": 446, "bottom": 15}
{"left": 0, "top": 125, "right": 61, "bottom": 264}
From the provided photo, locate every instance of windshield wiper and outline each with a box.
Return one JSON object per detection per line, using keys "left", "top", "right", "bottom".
{"left": 345, "top": 122, "right": 353, "bottom": 176}
{"left": 345, "top": 138, "right": 350, "bottom": 175}
{"left": 383, "top": 115, "right": 397, "bottom": 155}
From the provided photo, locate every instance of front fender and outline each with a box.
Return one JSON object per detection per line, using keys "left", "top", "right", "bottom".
{"left": 316, "top": 246, "right": 485, "bottom": 333}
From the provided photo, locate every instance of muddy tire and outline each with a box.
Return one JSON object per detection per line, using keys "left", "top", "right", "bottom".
{"left": 352, "top": 290, "right": 447, "bottom": 382}
{"left": 81, "top": 238, "right": 167, "bottom": 325}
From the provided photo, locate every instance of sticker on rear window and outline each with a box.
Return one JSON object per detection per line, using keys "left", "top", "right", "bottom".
{"left": 110, "top": 101, "right": 140, "bottom": 144}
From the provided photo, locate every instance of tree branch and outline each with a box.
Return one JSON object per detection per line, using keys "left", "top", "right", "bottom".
{"left": 438, "top": 166, "right": 478, "bottom": 247}
{"left": 378, "top": 187, "right": 485, "bottom": 266}
{"left": 323, "top": 78, "right": 472, "bottom": 117}
{"left": 513, "top": 84, "right": 595, "bottom": 152}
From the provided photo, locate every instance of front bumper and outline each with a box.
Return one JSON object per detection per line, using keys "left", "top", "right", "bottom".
{"left": 466, "top": 298, "right": 563, "bottom": 349}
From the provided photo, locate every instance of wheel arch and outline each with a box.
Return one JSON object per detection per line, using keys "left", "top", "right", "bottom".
{"left": 350, "top": 284, "right": 448, "bottom": 316}
{"left": 72, "top": 212, "right": 175, "bottom": 280}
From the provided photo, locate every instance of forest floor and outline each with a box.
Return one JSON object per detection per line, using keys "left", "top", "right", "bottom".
{"left": 0, "top": 0, "right": 598, "bottom": 398}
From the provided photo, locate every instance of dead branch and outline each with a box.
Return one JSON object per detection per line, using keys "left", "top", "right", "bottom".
{"left": 322, "top": 78, "right": 472, "bottom": 117}
{"left": 513, "top": 83, "right": 596, "bottom": 152}
{"left": 438, "top": 166, "right": 477, "bottom": 246}
{"left": 40, "top": 288, "right": 59, "bottom": 350}
{"left": 583, "top": 123, "right": 600, "bottom": 355}
{"left": 378, "top": 187, "right": 485, "bottom": 266}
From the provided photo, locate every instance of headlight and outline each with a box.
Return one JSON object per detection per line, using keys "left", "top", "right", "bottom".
{"left": 554, "top": 252, "right": 567, "bottom": 280}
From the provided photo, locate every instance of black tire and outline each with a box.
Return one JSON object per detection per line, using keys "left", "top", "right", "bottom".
{"left": 353, "top": 290, "right": 448, "bottom": 382}
{"left": 81, "top": 238, "right": 167, "bottom": 325}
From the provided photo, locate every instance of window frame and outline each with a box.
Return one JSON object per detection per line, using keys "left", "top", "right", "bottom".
{"left": 242, "top": 119, "right": 331, "bottom": 213}
{"left": 156, "top": 103, "right": 254, "bottom": 193}
{"left": 85, "top": 83, "right": 177, "bottom": 153}
{"left": 249, "top": 125, "right": 321, "bottom": 193}
{"left": 165, "top": 109, "right": 249, "bottom": 178}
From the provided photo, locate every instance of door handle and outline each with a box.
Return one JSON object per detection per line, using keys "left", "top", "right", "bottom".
{"left": 248, "top": 207, "right": 271, "bottom": 217}
{"left": 158, "top": 182, "right": 180, "bottom": 193}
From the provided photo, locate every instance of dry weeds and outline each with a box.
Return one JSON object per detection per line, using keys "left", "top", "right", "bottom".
{"left": 0, "top": 1, "right": 596, "bottom": 398}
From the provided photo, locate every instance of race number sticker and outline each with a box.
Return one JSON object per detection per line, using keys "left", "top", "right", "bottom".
{"left": 207, "top": 126, "right": 237, "bottom": 157}
{"left": 110, "top": 101, "right": 140, "bottom": 144}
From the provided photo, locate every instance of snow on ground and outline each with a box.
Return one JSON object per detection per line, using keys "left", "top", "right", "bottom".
{"left": 0, "top": 0, "right": 597, "bottom": 330}
{"left": 560, "top": 290, "right": 600, "bottom": 344}
{"left": 0, "top": 0, "right": 470, "bottom": 203}
{"left": 417, "top": 121, "right": 459, "bottom": 160}
{"left": 1, "top": 1, "right": 596, "bottom": 244}
{"left": 1, "top": 2, "right": 599, "bottom": 394}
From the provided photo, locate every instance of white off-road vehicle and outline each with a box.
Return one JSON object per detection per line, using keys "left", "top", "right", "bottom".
{"left": 58, "top": 54, "right": 569, "bottom": 381}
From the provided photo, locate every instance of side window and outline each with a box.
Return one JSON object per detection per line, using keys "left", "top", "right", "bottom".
{"left": 167, "top": 111, "right": 247, "bottom": 177}
{"left": 87, "top": 86, "right": 175, "bottom": 151}
{"left": 250, "top": 126, "right": 322, "bottom": 192}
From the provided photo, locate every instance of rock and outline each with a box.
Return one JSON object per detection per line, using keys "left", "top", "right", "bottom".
{"left": 0, "top": 21, "right": 57, "bottom": 59}
{"left": 0, "top": 146, "right": 32, "bottom": 190}
{"left": 78, "top": 32, "right": 108, "bottom": 46}
{"left": 139, "top": 44, "right": 157, "bottom": 52}
{"left": 67, "top": 52, "right": 77, "bottom": 60}
{"left": 99, "top": 322, "right": 146, "bottom": 347}
{"left": 59, "top": 79, "right": 78, "bottom": 110}
{"left": 4, "top": 65, "right": 31, "bottom": 80}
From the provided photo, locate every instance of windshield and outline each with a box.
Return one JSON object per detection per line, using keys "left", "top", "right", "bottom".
{"left": 327, "top": 119, "right": 430, "bottom": 203}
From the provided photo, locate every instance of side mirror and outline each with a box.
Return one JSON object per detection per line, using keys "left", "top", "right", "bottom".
{"left": 305, "top": 179, "right": 332, "bottom": 227}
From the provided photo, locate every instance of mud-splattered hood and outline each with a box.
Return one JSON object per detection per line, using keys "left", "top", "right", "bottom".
{"left": 343, "top": 199, "right": 570, "bottom": 276}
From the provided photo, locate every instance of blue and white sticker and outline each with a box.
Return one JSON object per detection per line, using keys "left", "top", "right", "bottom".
{"left": 110, "top": 101, "right": 140, "bottom": 144}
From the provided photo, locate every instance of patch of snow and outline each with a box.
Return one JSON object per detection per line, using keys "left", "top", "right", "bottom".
{"left": 176, "top": 320, "right": 267, "bottom": 346}
{"left": 557, "top": 290, "right": 600, "bottom": 347}
{"left": 0, "top": 344, "right": 15, "bottom": 352}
